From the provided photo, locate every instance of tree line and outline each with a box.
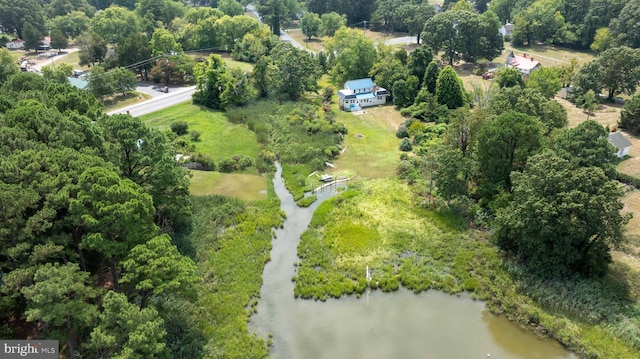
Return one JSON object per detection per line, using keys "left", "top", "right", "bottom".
{"left": 0, "top": 71, "right": 202, "bottom": 358}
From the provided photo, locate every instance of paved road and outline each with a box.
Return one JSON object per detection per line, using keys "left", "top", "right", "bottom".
{"left": 107, "top": 85, "right": 196, "bottom": 117}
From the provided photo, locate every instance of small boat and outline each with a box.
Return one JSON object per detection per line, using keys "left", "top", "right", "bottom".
{"left": 320, "top": 174, "right": 333, "bottom": 182}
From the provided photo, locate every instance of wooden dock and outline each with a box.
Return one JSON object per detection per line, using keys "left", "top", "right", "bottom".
{"left": 312, "top": 178, "right": 351, "bottom": 193}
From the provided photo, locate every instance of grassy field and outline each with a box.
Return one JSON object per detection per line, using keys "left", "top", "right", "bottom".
{"left": 189, "top": 170, "right": 267, "bottom": 200}
{"left": 140, "top": 102, "right": 260, "bottom": 161}
{"left": 332, "top": 106, "right": 404, "bottom": 180}
{"left": 457, "top": 43, "right": 596, "bottom": 92}
{"left": 286, "top": 29, "right": 326, "bottom": 53}
{"left": 55, "top": 51, "right": 90, "bottom": 71}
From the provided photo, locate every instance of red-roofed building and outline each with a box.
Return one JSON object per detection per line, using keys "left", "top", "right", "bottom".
{"left": 505, "top": 51, "right": 541, "bottom": 75}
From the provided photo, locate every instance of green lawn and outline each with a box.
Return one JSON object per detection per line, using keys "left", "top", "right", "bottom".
{"left": 333, "top": 106, "right": 404, "bottom": 179}
{"left": 189, "top": 170, "right": 267, "bottom": 200}
{"left": 56, "top": 51, "right": 90, "bottom": 71}
{"left": 140, "top": 103, "right": 260, "bottom": 161}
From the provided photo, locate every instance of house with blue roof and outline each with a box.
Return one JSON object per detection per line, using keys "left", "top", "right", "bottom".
{"left": 337, "top": 78, "right": 389, "bottom": 111}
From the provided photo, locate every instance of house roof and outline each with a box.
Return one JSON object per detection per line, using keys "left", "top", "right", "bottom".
{"left": 68, "top": 77, "right": 89, "bottom": 90}
{"left": 608, "top": 132, "right": 632, "bottom": 149}
{"left": 507, "top": 53, "right": 540, "bottom": 71}
{"left": 345, "top": 78, "right": 374, "bottom": 90}
{"left": 504, "top": 23, "right": 514, "bottom": 31}
{"left": 356, "top": 92, "right": 375, "bottom": 100}
{"left": 9, "top": 39, "right": 24, "bottom": 44}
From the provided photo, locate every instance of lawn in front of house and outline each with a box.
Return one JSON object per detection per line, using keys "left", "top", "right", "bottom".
{"left": 332, "top": 105, "right": 404, "bottom": 180}
{"left": 140, "top": 102, "right": 260, "bottom": 161}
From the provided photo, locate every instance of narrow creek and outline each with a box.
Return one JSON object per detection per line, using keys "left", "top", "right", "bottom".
{"left": 249, "top": 163, "right": 576, "bottom": 359}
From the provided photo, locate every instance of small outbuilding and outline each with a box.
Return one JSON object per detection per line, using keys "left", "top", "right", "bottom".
{"left": 499, "top": 23, "right": 515, "bottom": 37}
{"left": 608, "top": 131, "right": 632, "bottom": 158}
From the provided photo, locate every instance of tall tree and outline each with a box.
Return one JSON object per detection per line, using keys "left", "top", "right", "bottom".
{"left": 610, "top": 0, "right": 640, "bottom": 49}
{"left": 84, "top": 291, "right": 168, "bottom": 358}
{"left": 435, "top": 65, "right": 466, "bottom": 109}
{"left": 257, "top": 0, "right": 299, "bottom": 35}
{"left": 476, "top": 111, "right": 542, "bottom": 193}
{"left": 496, "top": 67, "right": 525, "bottom": 88}
{"left": 22, "top": 23, "right": 43, "bottom": 53}
{"left": 50, "top": 28, "right": 69, "bottom": 51}
{"left": 320, "top": 11, "right": 346, "bottom": 37}
{"left": 218, "top": 0, "right": 244, "bottom": 16}
{"left": 494, "top": 152, "right": 629, "bottom": 277}
{"left": 408, "top": 46, "right": 433, "bottom": 87}
{"left": 0, "top": 48, "right": 19, "bottom": 86}
{"left": 90, "top": 5, "right": 141, "bottom": 45}
{"left": 117, "top": 33, "right": 152, "bottom": 80}
{"left": 150, "top": 29, "right": 183, "bottom": 56}
{"left": 21, "top": 263, "right": 100, "bottom": 358}
{"left": 488, "top": 86, "right": 568, "bottom": 133}
{"left": 554, "top": 120, "right": 617, "bottom": 176}
{"left": 597, "top": 46, "right": 640, "bottom": 101}
{"left": 269, "top": 42, "right": 321, "bottom": 100}
{"left": 423, "top": 60, "right": 440, "bottom": 94}
{"left": 619, "top": 92, "right": 640, "bottom": 135}
{"left": 48, "top": 11, "right": 91, "bottom": 40}
{"left": 0, "top": 0, "right": 46, "bottom": 37}
{"left": 527, "top": 67, "right": 562, "bottom": 98}
{"left": 120, "top": 234, "right": 199, "bottom": 307}
{"left": 70, "top": 166, "right": 156, "bottom": 290}
{"left": 325, "top": 27, "right": 377, "bottom": 84}
{"left": 301, "top": 11, "right": 322, "bottom": 39}
{"left": 78, "top": 31, "right": 107, "bottom": 67}
{"left": 422, "top": 10, "right": 503, "bottom": 65}
{"left": 193, "top": 54, "right": 233, "bottom": 109}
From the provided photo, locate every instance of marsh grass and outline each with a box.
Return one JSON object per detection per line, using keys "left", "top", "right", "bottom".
{"left": 190, "top": 195, "right": 283, "bottom": 358}
{"left": 294, "top": 177, "right": 640, "bottom": 357}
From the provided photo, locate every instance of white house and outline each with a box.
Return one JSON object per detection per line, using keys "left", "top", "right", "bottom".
{"left": 5, "top": 39, "right": 24, "bottom": 49}
{"left": 505, "top": 51, "right": 541, "bottom": 75}
{"left": 499, "top": 23, "right": 514, "bottom": 37}
{"left": 338, "top": 78, "right": 389, "bottom": 111}
{"left": 38, "top": 36, "right": 51, "bottom": 50}
{"left": 608, "top": 132, "right": 632, "bottom": 158}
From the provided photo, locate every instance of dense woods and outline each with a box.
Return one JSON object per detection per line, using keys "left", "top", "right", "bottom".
{"left": 0, "top": 73, "right": 201, "bottom": 357}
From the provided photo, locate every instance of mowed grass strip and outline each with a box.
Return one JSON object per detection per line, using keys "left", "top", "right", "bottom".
{"left": 140, "top": 102, "right": 260, "bottom": 160}
{"left": 189, "top": 170, "right": 267, "bottom": 200}
{"left": 333, "top": 106, "right": 404, "bottom": 179}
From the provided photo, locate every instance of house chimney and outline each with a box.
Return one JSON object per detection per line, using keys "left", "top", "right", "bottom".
{"left": 523, "top": 53, "right": 527, "bottom": 58}
{"left": 531, "top": 57, "right": 534, "bottom": 61}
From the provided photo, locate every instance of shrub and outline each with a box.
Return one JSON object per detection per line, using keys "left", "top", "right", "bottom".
{"left": 396, "top": 124, "right": 409, "bottom": 139}
{"left": 190, "top": 130, "right": 201, "bottom": 141}
{"left": 218, "top": 158, "right": 236, "bottom": 172}
{"left": 399, "top": 137, "right": 413, "bottom": 151}
{"left": 297, "top": 195, "right": 318, "bottom": 207}
{"left": 322, "top": 87, "right": 335, "bottom": 103}
{"left": 171, "top": 121, "right": 189, "bottom": 135}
